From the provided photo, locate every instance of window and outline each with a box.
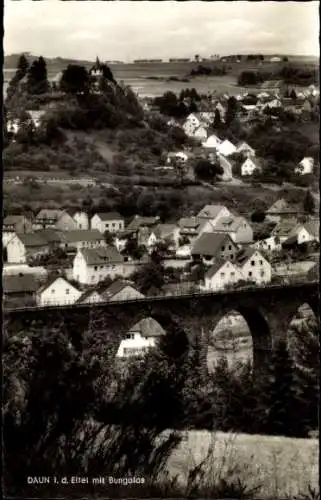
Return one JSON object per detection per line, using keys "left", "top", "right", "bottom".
{"left": 228, "top": 245, "right": 232, "bottom": 250}
{"left": 220, "top": 272, "right": 225, "bottom": 278}
{"left": 251, "top": 260, "right": 255, "bottom": 266}
{"left": 248, "top": 271, "right": 252, "bottom": 277}
{"left": 260, "top": 271, "right": 265, "bottom": 277}
{"left": 231, "top": 272, "right": 235, "bottom": 277}
{"left": 51, "top": 289, "right": 55, "bottom": 293}
{"left": 66, "top": 289, "right": 70, "bottom": 295}
{"left": 112, "top": 223, "right": 115, "bottom": 228}
{"left": 268, "top": 245, "right": 271, "bottom": 250}
{"left": 221, "top": 245, "right": 225, "bottom": 251}
{"left": 94, "top": 266, "right": 98, "bottom": 271}
{"left": 259, "top": 260, "right": 263, "bottom": 265}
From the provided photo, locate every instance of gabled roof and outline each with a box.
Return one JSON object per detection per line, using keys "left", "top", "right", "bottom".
{"left": 241, "top": 157, "right": 261, "bottom": 168}
{"left": 303, "top": 220, "right": 319, "bottom": 238}
{"left": 60, "top": 229, "right": 105, "bottom": 243}
{"left": 205, "top": 258, "right": 236, "bottom": 279}
{"left": 213, "top": 216, "right": 249, "bottom": 232}
{"left": 236, "top": 247, "right": 259, "bottom": 265}
{"left": 79, "top": 246, "right": 124, "bottom": 265}
{"left": 197, "top": 205, "right": 228, "bottom": 219}
{"left": 3, "top": 274, "right": 39, "bottom": 294}
{"left": 153, "top": 223, "right": 178, "bottom": 239}
{"left": 3, "top": 215, "right": 29, "bottom": 226}
{"left": 267, "top": 198, "right": 289, "bottom": 213}
{"left": 36, "top": 209, "right": 65, "bottom": 221}
{"left": 100, "top": 279, "right": 142, "bottom": 300}
{"left": 126, "top": 216, "right": 160, "bottom": 232}
{"left": 92, "top": 212, "right": 123, "bottom": 221}
{"left": 37, "top": 275, "right": 79, "bottom": 295}
{"left": 129, "top": 317, "right": 166, "bottom": 338}
{"left": 191, "top": 232, "right": 235, "bottom": 257}
{"left": 75, "top": 288, "right": 103, "bottom": 305}
{"left": 217, "top": 139, "right": 237, "bottom": 157}
{"left": 236, "top": 141, "right": 255, "bottom": 152}
{"left": 16, "top": 232, "right": 48, "bottom": 247}
{"left": 271, "top": 220, "right": 299, "bottom": 237}
{"left": 178, "top": 216, "right": 201, "bottom": 230}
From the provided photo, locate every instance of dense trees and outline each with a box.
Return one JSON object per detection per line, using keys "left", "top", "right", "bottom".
{"left": 194, "top": 159, "right": 223, "bottom": 182}
{"left": 60, "top": 64, "right": 90, "bottom": 94}
{"left": 27, "top": 56, "right": 49, "bottom": 94}
{"left": 303, "top": 190, "right": 315, "bottom": 214}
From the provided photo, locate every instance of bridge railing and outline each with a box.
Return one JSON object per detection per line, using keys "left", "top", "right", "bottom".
{"left": 3, "top": 278, "right": 318, "bottom": 313}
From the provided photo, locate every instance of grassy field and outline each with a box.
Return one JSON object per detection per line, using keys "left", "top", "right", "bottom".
{"left": 165, "top": 430, "right": 319, "bottom": 499}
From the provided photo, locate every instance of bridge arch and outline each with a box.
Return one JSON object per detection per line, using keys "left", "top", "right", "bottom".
{"left": 207, "top": 306, "right": 272, "bottom": 376}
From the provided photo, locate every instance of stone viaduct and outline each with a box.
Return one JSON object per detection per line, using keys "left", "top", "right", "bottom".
{"left": 4, "top": 282, "right": 319, "bottom": 376}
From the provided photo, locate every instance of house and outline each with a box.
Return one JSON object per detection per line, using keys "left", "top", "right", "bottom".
{"left": 126, "top": 215, "right": 160, "bottom": 232}
{"left": 114, "top": 231, "right": 133, "bottom": 252}
{"left": 241, "top": 157, "right": 261, "bottom": 176}
{"left": 73, "top": 246, "right": 125, "bottom": 285}
{"left": 202, "top": 134, "right": 222, "bottom": 149}
{"left": 212, "top": 216, "right": 253, "bottom": 244}
{"left": 253, "top": 236, "right": 282, "bottom": 253}
{"left": 59, "top": 230, "right": 107, "bottom": 252}
{"left": 182, "top": 113, "right": 201, "bottom": 136}
{"left": 236, "top": 141, "right": 256, "bottom": 157}
{"left": 281, "top": 221, "right": 319, "bottom": 246}
{"left": 33, "top": 209, "right": 77, "bottom": 231}
{"left": 3, "top": 215, "right": 33, "bottom": 247}
{"left": 3, "top": 274, "right": 38, "bottom": 308}
{"left": 91, "top": 212, "right": 125, "bottom": 234}
{"left": 191, "top": 233, "right": 238, "bottom": 265}
{"left": 7, "top": 233, "right": 50, "bottom": 264}
{"left": 197, "top": 205, "right": 232, "bottom": 225}
{"left": 36, "top": 276, "right": 82, "bottom": 307}
{"left": 75, "top": 288, "right": 105, "bottom": 305}
{"left": 236, "top": 248, "right": 272, "bottom": 285}
{"left": 137, "top": 227, "right": 158, "bottom": 249}
{"left": 192, "top": 126, "right": 207, "bottom": 140}
{"left": 265, "top": 199, "right": 296, "bottom": 223}
{"left": 217, "top": 139, "right": 237, "bottom": 157}
{"left": 72, "top": 211, "right": 89, "bottom": 230}
{"left": 116, "top": 317, "right": 165, "bottom": 358}
{"left": 202, "top": 259, "right": 244, "bottom": 291}
{"left": 99, "top": 279, "right": 145, "bottom": 302}
{"left": 295, "top": 157, "right": 314, "bottom": 175}
{"left": 271, "top": 220, "right": 301, "bottom": 244}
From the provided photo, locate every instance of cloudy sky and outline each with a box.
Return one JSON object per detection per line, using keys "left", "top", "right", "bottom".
{"left": 4, "top": 1, "right": 319, "bottom": 61}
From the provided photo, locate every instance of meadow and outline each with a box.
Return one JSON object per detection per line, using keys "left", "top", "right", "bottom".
{"left": 165, "top": 430, "right": 319, "bottom": 499}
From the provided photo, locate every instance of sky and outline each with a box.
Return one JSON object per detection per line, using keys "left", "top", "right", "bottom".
{"left": 4, "top": 1, "right": 320, "bottom": 62}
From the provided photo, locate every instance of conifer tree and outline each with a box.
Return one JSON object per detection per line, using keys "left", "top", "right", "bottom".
{"left": 303, "top": 190, "right": 315, "bottom": 214}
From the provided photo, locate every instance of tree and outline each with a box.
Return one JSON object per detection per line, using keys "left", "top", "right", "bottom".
{"left": 27, "top": 56, "right": 49, "bottom": 94}
{"left": 258, "top": 340, "right": 304, "bottom": 437}
{"left": 225, "top": 96, "right": 239, "bottom": 126}
{"left": 251, "top": 210, "right": 266, "bottom": 223}
{"left": 123, "top": 234, "right": 146, "bottom": 260}
{"left": 131, "top": 262, "right": 164, "bottom": 296}
{"left": 60, "top": 65, "right": 90, "bottom": 94}
{"left": 194, "top": 159, "right": 223, "bottom": 182}
{"left": 15, "top": 54, "right": 29, "bottom": 81}
{"left": 303, "top": 190, "right": 315, "bottom": 214}
{"left": 212, "top": 108, "right": 222, "bottom": 130}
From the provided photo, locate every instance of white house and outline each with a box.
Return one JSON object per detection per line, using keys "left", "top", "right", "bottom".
{"left": 282, "top": 221, "right": 319, "bottom": 246}
{"left": 202, "top": 134, "right": 222, "bottom": 149}
{"left": 241, "top": 157, "right": 261, "bottom": 176}
{"left": 73, "top": 246, "right": 125, "bottom": 285}
{"left": 33, "top": 209, "right": 77, "bottom": 231}
{"left": 193, "top": 126, "right": 208, "bottom": 140}
{"left": 60, "top": 230, "right": 107, "bottom": 252}
{"left": 217, "top": 140, "right": 237, "bottom": 157}
{"left": 36, "top": 276, "right": 82, "bottom": 307}
{"left": 91, "top": 212, "right": 125, "bottom": 234}
{"left": 116, "top": 317, "right": 165, "bottom": 358}
{"left": 72, "top": 211, "right": 89, "bottom": 230}
{"left": 7, "top": 233, "right": 49, "bottom": 264}
{"left": 202, "top": 259, "right": 244, "bottom": 291}
{"left": 295, "top": 157, "right": 314, "bottom": 175}
{"left": 236, "top": 248, "right": 272, "bottom": 285}
{"left": 3, "top": 215, "right": 33, "bottom": 248}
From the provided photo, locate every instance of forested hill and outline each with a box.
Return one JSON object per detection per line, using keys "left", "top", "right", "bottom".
{"left": 4, "top": 54, "right": 94, "bottom": 71}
